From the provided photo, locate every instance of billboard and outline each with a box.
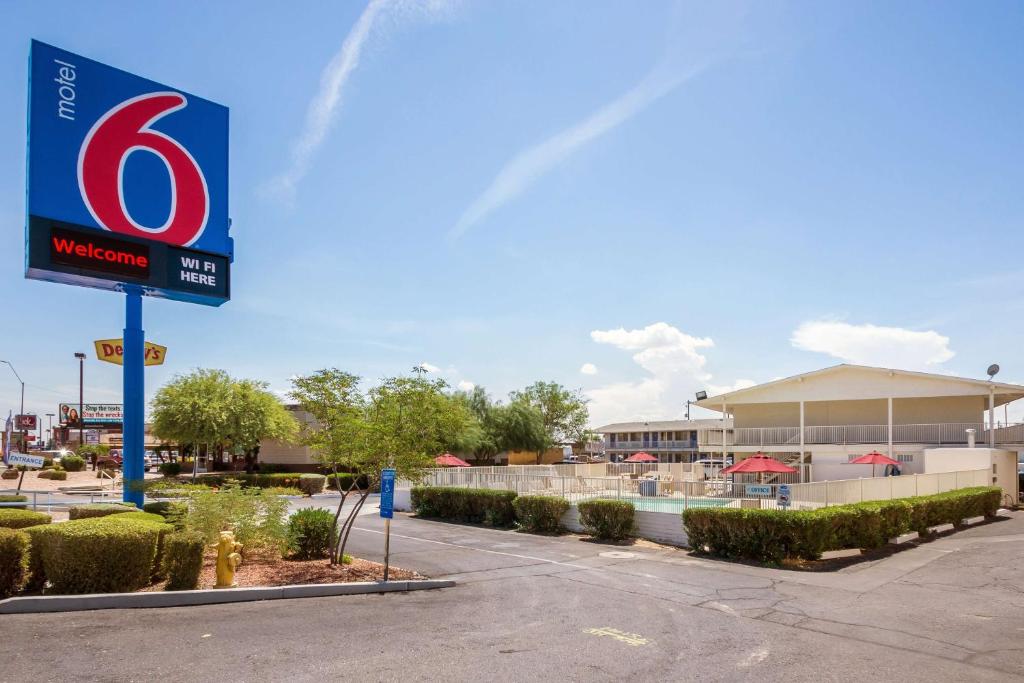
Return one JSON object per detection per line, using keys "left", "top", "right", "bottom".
{"left": 59, "top": 403, "right": 123, "bottom": 427}
{"left": 94, "top": 338, "right": 167, "bottom": 366}
{"left": 15, "top": 414, "right": 38, "bottom": 430}
{"left": 25, "top": 41, "right": 231, "bottom": 306}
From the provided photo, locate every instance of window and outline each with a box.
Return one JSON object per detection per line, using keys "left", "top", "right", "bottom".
{"left": 897, "top": 454, "right": 914, "bottom": 463}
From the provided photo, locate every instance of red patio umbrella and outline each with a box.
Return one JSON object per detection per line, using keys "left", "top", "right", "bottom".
{"left": 435, "top": 453, "right": 471, "bottom": 467}
{"left": 720, "top": 452, "right": 797, "bottom": 483}
{"left": 847, "top": 451, "right": 900, "bottom": 477}
{"left": 625, "top": 452, "right": 658, "bottom": 463}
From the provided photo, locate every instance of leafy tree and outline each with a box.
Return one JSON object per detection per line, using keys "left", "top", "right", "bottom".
{"left": 509, "top": 381, "right": 589, "bottom": 452}
{"left": 228, "top": 379, "right": 298, "bottom": 471}
{"left": 487, "top": 402, "right": 547, "bottom": 454}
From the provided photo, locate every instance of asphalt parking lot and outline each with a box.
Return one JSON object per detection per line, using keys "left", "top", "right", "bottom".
{"left": 4, "top": 507, "right": 1024, "bottom": 682}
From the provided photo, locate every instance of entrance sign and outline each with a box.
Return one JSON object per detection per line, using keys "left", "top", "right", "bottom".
{"left": 777, "top": 484, "right": 792, "bottom": 509}
{"left": 25, "top": 41, "right": 232, "bottom": 509}
{"left": 94, "top": 339, "right": 167, "bottom": 366}
{"left": 8, "top": 453, "right": 45, "bottom": 469}
{"left": 380, "top": 468, "right": 396, "bottom": 519}
{"left": 26, "top": 41, "right": 231, "bottom": 306}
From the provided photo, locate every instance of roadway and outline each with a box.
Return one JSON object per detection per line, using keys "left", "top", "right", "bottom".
{"left": 3, "top": 505, "right": 1024, "bottom": 681}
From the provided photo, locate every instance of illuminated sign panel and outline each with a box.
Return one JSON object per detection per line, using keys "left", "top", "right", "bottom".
{"left": 26, "top": 41, "right": 231, "bottom": 306}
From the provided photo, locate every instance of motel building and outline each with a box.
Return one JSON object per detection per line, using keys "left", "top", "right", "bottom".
{"left": 595, "top": 419, "right": 730, "bottom": 464}
{"left": 684, "top": 364, "right": 1023, "bottom": 494}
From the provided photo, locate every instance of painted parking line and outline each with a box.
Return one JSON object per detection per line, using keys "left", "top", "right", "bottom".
{"left": 583, "top": 627, "right": 651, "bottom": 647}
{"left": 352, "top": 526, "right": 590, "bottom": 570}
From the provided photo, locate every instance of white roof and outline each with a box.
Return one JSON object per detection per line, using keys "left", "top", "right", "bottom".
{"left": 594, "top": 419, "right": 732, "bottom": 433}
{"left": 695, "top": 364, "right": 1024, "bottom": 410}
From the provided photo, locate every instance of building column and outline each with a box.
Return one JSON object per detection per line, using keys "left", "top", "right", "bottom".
{"left": 887, "top": 397, "right": 893, "bottom": 458}
{"left": 989, "top": 387, "right": 996, "bottom": 447}
{"left": 722, "top": 402, "right": 727, "bottom": 467}
{"left": 799, "top": 400, "right": 805, "bottom": 483}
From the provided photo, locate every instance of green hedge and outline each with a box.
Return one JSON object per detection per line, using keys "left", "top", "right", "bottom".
{"left": 163, "top": 531, "right": 205, "bottom": 591}
{"left": 0, "top": 528, "right": 30, "bottom": 598}
{"left": 25, "top": 512, "right": 171, "bottom": 594}
{"left": 512, "top": 495, "right": 569, "bottom": 533}
{"left": 683, "top": 486, "right": 1003, "bottom": 564}
{"left": 60, "top": 454, "right": 86, "bottom": 472}
{"left": 577, "top": 499, "right": 635, "bottom": 540}
{"left": 287, "top": 508, "right": 334, "bottom": 560}
{"left": 68, "top": 503, "right": 139, "bottom": 520}
{"left": 325, "top": 473, "right": 372, "bottom": 491}
{"left": 37, "top": 468, "right": 67, "bottom": 481}
{"left": 411, "top": 487, "right": 517, "bottom": 527}
{"left": 0, "top": 509, "right": 52, "bottom": 529}
{"left": 0, "top": 495, "right": 28, "bottom": 510}
{"left": 158, "top": 462, "right": 182, "bottom": 477}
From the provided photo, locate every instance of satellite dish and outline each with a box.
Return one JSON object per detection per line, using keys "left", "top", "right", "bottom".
{"left": 987, "top": 364, "right": 1000, "bottom": 379}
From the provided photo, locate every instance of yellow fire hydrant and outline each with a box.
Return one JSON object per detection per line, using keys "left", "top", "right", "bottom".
{"left": 214, "top": 531, "right": 242, "bottom": 588}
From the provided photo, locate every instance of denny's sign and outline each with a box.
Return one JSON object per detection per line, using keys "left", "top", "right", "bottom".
{"left": 94, "top": 339, "right": 167, "bottom": 366}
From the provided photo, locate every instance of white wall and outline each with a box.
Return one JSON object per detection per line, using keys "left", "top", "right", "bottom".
{"left": 922, "top": 447, "right": 1019, "bottom": 501}
{"left": 809, "top": 444, "right": 923, "bottom": 482}
{"left": 560, "top": 506, "right": 689, "bottom": 547}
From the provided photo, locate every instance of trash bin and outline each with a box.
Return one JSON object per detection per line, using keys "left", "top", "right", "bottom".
{"left": 638, "top": 479, "right": 657, "bottom": 497}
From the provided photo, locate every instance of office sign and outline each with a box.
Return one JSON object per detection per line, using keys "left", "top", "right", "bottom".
{"left": 745, "top": 484, "right": 772, "bottom": 497}
{"left": 25, "top": 41, "right": 231, "bottom": 306}
{"left": 8, "top": 452, "right": 45, "bottom": 469}
{"left": 59, "top": 403, "right": 123, "bottom": 427}
{"left": 15, "top": 415, "right": 38, "bottom": 430}
{"left": 94, "top": 338, "right": 167, "bottom": 366}
{"left": 380, "top": 468, "right": 395, "bottom": 519}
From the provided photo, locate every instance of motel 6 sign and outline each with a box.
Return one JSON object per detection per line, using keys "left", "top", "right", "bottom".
{"left": 25, "top": 41, "right": 231, "bottom": 306}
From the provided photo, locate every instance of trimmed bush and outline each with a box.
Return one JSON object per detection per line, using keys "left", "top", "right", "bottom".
{"left": 513, "top": 495, "right": 569, "bottom": 533}
{"left": 158, "top": 461, "right": 182, "bottom": 477}
{"left": 60, "top": 454, "right": 86, "bottom": 472}
{"left": 0, "top": 509, "right": 52, "bottom": 529}
{"left": 0, "top": 528, "right": 30, "bottom": 598}
{"left": 577, "top": 499, "right": 635, "bottom": 541}
{"left": 0, "top": 495, "right": 28, "bottom": 510}
{"left": 297, "top": 474, "right": 326, "bottom": 496}
{"left": 37, "top": 468, "right": 67, "bottom": 481}
{"left": 411, "top": 487, "right": 517, "bottom": 527}
{"left": 143, "top": 501, "right": 188, "bottom": 530}
{"left": 68, "top": 502, "right": 138, "bottom": 520}
{"left": 683, "top": 486, "right": 1004, "bottom": 563}
{"left": 287, "top": 508, "right": 335, "bottom": 560}
{"left": 27, "top": 513, "right": 171, "bottom": 593}
{"left": 162, "top": 531, "right": 206, "bottom": 591}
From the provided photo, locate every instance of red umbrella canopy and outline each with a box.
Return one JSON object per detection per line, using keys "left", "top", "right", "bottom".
{"left": 625, "top": 452, "right": 658, "bottom": 463}
{"left": 721, "top": 453, "right": 797, "bottom": 475}
{"left": 435, "top": 453, "right": 471, "bottom": 467}
{"left": 848, "top": 451, "right": 900, "bottom": 466}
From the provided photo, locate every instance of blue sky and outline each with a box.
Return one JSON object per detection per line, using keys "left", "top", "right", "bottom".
{"left": 1, "top": 1, "right": 1022, "bottom": 429}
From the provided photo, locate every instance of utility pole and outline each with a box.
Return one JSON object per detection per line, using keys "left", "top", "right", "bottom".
{"left": 1, "top": 360, "right": 25, "bottom": 453}
{"left": 46, "top": 413, "right": 54, "bottom": 449}
{"left": 74, "top": 352, "right": 86, "bottom": 459}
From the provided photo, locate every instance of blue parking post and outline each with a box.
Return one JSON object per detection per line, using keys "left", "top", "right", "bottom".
{"left": 122, "top": 286, "right": 145, "bottom": 508}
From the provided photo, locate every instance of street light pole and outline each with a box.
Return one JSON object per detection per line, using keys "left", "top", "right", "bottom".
{"left": 1, "top": 360, "right": 26, "bottom": 453}
{"left": 74, "top": 353, "right": 86, "bottom": 457}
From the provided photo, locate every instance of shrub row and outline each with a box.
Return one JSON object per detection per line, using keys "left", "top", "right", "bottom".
{"left": 512, "top": 496, "right": 569, "bottom": 533}
{"left": 577, "top": 500, "right": 636, "bottom": 541}
{"left": 0, "top": 509, "right": 52, "bottom": 529}
{"left": 324, "top": 473, "right": 372, "bottom": 492}
{"left": 0, "top": 528, "right": 30, "bottom": 598}
{"left": 194, "top": 473, "right": 325, "bottom": 495}
{"left": 683, "top": 486, "right": 1003, "bottom": 564}
{"left": 411, "top": 487, "right": 517, "bottom": 527}
{"left": 0, "top": 495, "right": 29, "bottom": 510}
{"left": 68, "top": 502, "right": 139, "bottom": 520}
{"left": 25, "top": 511, "right": 171, "bottom": 594}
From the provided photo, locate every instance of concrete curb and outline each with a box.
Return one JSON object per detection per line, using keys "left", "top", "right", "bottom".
{"left": 0, "top": 579, "right": 455, "bottom": 614}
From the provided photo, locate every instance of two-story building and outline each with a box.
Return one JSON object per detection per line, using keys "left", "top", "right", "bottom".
{"left": 594, "top": 419, "right": 732, "bottom": 463}
{"left": 693, "top": 364, "right": 1024, "bottom": 493}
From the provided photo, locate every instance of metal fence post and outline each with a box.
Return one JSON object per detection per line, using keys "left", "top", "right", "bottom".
{"left": 617, "top": 477, "right": 622, "bottom": 500}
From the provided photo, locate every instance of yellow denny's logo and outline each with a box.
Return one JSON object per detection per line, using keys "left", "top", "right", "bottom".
{"left": 94, "top": 338, "right": 167, "bottom": 366}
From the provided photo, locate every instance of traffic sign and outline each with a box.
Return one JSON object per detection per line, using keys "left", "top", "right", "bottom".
{"left": 380, "top": 468, "right": 395, "bottom": 519}
{"left": 777, "top": 484, "right": 792, "bottom": 509}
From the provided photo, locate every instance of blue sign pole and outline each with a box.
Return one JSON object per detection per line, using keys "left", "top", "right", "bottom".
{"left": 380, "top": 468, "right": 395, "bottom": 581}
{"left": 122, "top": 286, "right": 145, "bottom": 508}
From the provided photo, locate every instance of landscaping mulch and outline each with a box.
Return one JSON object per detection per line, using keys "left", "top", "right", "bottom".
{"left": 191, "top": 553, "right": 421, "bottom": 589}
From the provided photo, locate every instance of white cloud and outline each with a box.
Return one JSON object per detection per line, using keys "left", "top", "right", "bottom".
{"left": 448, "top": 61, "right": 707, "bottom": 239}
{"left": 418, "top": 362, "right": 441, "bottom": 373}
{"left": 585, "top": 322, "right": 749, "bottom": 426}
{"left": 791, "top": 321, "right": 955, "bottom": 370}
{"left": 456, "top": 380, "right": 475, "bottom": 392}
{"left": 264, "top": 0, "right": 458, "bottom": 202}
{"left": 580, "top": 363, "right": 598, "bottom": 376}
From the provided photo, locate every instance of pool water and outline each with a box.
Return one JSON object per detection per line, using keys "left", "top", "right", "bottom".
{"left": 582, "top": 495, "right": 733, "bottom": 513}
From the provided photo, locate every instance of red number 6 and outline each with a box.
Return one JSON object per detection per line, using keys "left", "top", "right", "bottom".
{"left": 78, "top": 92, "right": 209, "bottom": 247}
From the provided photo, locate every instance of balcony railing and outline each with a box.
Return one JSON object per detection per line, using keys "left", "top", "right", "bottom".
{"left": 606, "top": 440, "right": 699, "bottom": 451}
{"left": 697, "top": 422, "right": 1024, "bottom": 447}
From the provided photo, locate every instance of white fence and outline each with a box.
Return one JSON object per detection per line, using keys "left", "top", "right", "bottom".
{"left": 416, "top": 466, "right": 992, "bottom": 513}
{"left": 699, "top": 422, "right": 1024, "bottom": 447}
